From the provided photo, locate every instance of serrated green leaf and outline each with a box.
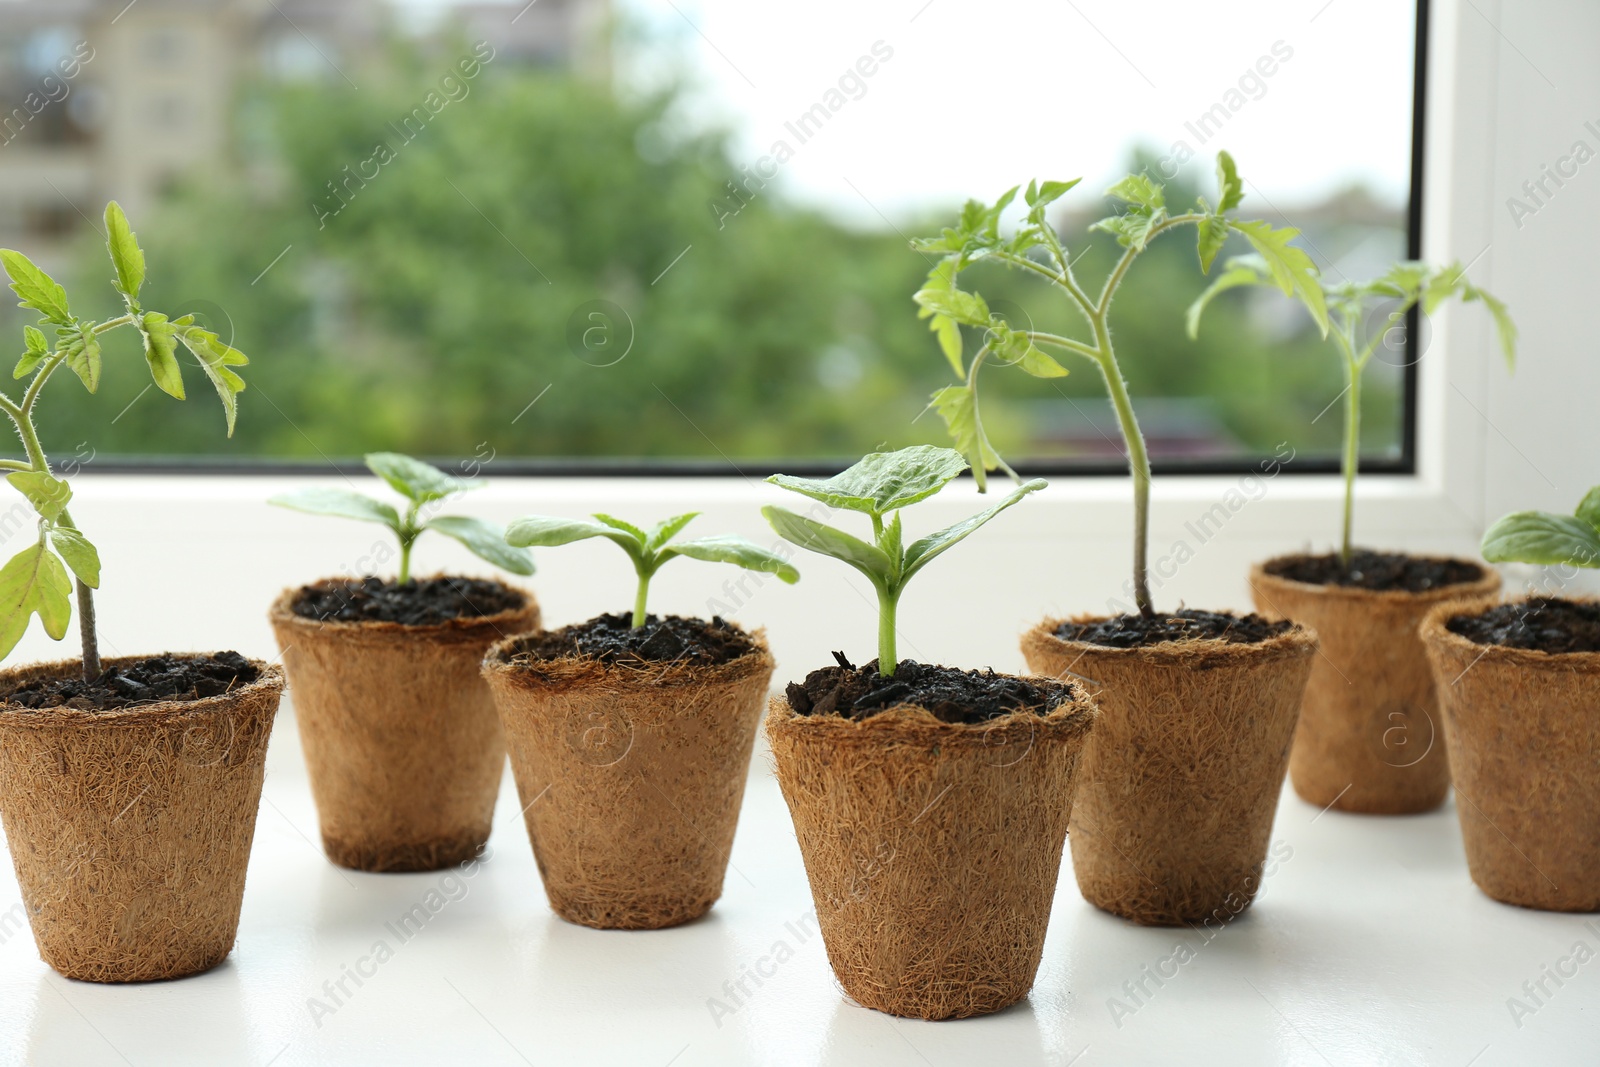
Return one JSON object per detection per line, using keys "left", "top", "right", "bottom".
{"left": 425, "top": 514, "right": 535, "bottom": 576}
{"left": 60, "top": 323, "right": 100, "bottom": 393}
{"left": 49, "top": 527, "right": 100, "bottom": 588}
{"left": 1231, "top": 219, "right": 1329, "bottom": 336}
{"left": 0, "top": 249, "right": 70, "bottom": 324}
{"left": 1025, "top": 178, "right": 1081, "bottom": 208}
{"left": 174, "top": 322, "right": 249, "bottom": 436}
{"left": 1482, "top": 510, "right": 1600, "bottom": 568}
{"left": 0, "top": 540, "right": 73, "bottom": 660}
{"left": 1196, "top": 213, "right": 1230, "bottom": 273}
{"left": 761, "top": 505, "right": 892, "bottom": 586}
{"left": 912, "top": 287, "right": 989, "bottom": 327}
{"left": 1106, "top": 173, "right": 1164, "bottom": 211}
{"left": 1186, "top": 258, "right": 1273, "bottom": 338}
{"left": 647, "top": 512, "right": 700, "bottom": 552}
{"left": 664, "top": 535, "right": 799, "bottom": 583}
{"left": 932, "top": 315, "right": 963, "bottom": 376}
{"left": 104, "top": 201, "right": 145, "bottom": 301}
{"left": 902, "top": 478, "right": 1046, "bottom": 582}
{"left": 990, "top": 323, "right": 1066, "bottom": 378}
{"left": 268, "top": 488, "right": 402, "bottom": 530}
{"left": 1215, "top": 151, "right": 1244, "bottom": 212}
{"left": 363, "top": 452, "right": 481, "bottom": 504}
{"left": 1091, "top": 210, "right": 1163, "bottom": 252}
{"left": 14, "top": 325, "right": 47, "bottom": 379}
{"left": 1466, "top": 283, "right": 1517, "bottom": 369}
{"left": 766, "top": 445, "right": 968, "bottom": 517}
{"left": 139, "top": 311, "right": 184, "bottom": 399}
{"left": 7, "top": 471, "right": 71, "bottom": 521}
{"left": 929, "top": 384, "right": 1000, "bottom": 493}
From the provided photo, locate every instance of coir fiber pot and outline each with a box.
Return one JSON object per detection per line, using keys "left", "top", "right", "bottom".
{"left": 1251, "top": 556, "right": 1499, "bottom": 814}
{"left": 269, "top": 581, "right": 538, "bottom": 872}
{"left": 1420, "top": 599, "right": 1600, "bottom": 912}
{"left": 0, "top": 656, "right": 283, "bottom": 983}
{"left": 765, "top": 685, "right": 1098, "bottom": 1020}
{"left": 481, "top": 625, "right": 773, "bottom": 929}
{"left": 1022, "top": 618, "right": 1316, "bottom": 926}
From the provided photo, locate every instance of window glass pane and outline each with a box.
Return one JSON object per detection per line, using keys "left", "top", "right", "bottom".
{"left": 0, "top": 0, "right": 1417, "bottom": 468}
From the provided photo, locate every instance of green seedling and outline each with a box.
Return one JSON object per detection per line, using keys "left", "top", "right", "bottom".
{"left": 911, "top": 151, "right": 1325, "bottom": 616}
{"left": 1191, "top": 258, "right": 1515, "bottom": 565}
{"left": 763, "top": 445, "right": 1043, "bottom": 678}
{"left": 270, "top": 452, "right": 533, "bottom": 583}
{"left": 1482, "top": 487, "right": 1600, "bottom": 570}
{"left": 504, "top": 512, "right": 797, "bottom": 628}
{"left": 0, "top": 203, "right": 251, "bottom": 678}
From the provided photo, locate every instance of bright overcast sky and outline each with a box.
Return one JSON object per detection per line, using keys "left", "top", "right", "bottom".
{"left": 400, "top": 0, "right": 1417, "bottom": 226}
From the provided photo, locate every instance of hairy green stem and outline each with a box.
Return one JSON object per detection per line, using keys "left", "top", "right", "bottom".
{"left": 876, "top": 586, "right": 898, "bottom": 677}
{"left": 1339, "top": 335, "right": 1361, "bottom": 567}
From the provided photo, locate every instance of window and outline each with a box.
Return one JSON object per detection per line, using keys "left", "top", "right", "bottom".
{"left": 0, "top": 0, "right": 1425, "bottom": 474}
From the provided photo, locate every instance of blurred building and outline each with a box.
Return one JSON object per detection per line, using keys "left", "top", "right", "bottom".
{"left": 0, "top": 0, "right": 605, "bottom": 263}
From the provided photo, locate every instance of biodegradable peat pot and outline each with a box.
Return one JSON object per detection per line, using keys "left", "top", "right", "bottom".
{"left": 1023, "top": 617, "right": 1316, "bottom": 926}
{"left": 1421, "top": 599, "right": 1600, "bottom": 912}
{"left": 0, "top": 655, "right": 283, "bottom": 983}
{"left": 482, "top": 619, "right": 774, "bottom": 930}
{"left": 269, "top": 578, "right": 538, "bottom": 872}
{"left": 1250, "top": 554, "right": 1500, "bottom": 814}
{"left": 766, "top": 680, "right": 1098, "bottom": 1021}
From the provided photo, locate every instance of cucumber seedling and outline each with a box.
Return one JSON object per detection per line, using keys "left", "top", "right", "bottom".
{"left": 763, "top": 445, "right": 1043, "bottom": 677}
{"left": 505, "top": 512, "right": 797, "bottom": 627}
{"left": 0, "top": 203, "right": 251, "bottom": 678}
{"left": 270, "top": 452, "right": 534, "bottom": 582}
{"left": 1191, "top": 258, "right": 1515, "bottom": 565}
{"left": 911, "top": 152, "right": 1326, "bottom": 616}
{"left": 1481, "top": 486, "right": 1600, "bottom": 571}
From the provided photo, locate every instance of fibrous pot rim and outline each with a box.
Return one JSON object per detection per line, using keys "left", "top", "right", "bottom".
{"left": 0, "top": 653, "right": 284, "bottom": 729}
{"left": 1420, "top": 594, "right": 1600, "bottom": 675}
{"left": 1026, "top": 612, "right": 1318, "bottom": 668}
{"left": 1251, "top": 552, "right": 1499, "bottom": 605}
{"left": 269, "top": 575, "right": 535, "bottom": 642}
{"left": 482, "top": 615, "right": 773, "bottom": 694}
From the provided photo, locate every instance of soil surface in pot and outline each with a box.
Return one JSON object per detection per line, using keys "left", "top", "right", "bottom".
{"left": 290, "top": 576, "right": 523, "bottom": 626}
{"left": 0, "top": 651, "right": 260, "bottom": 711}
{"left": 1265, "top": 550, "right": 1484, "bottom": 593}
{"left": 1057, "top": 609, "right": 1291, "bottom": 649}
{"left": 785, "top": 654, "right": 1072, "bottom": 724}
{"left": 514, "top": 613, "right": 754, "bottom": 667}
{"left": 1446, "top": 597, "right": 1600, "bottom": 654}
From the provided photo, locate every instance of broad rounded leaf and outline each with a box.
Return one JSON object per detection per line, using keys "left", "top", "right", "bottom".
{"left": 50, "top": 527, "right": 100, "bottom": 588}
{"left": 762, "top": 505, "right": 892, "bottom": 586}
{"left": 664, "top": 535, "right": 799, "bottom": 583}
{"left": 902, "top": 478, "right": 1046, "bottom": 584}
{"left": 105, "top": 201, "right": 146, "bottom": 300}
{"left": 767, "top": 445, "right": 968, "bottom": 517}
{"left": 268, "top": 488, "right": 401, "bottom": 530}
{"left": 425, "top": 514, "right": 535, "bottom": 576}
{"left": 364, "top": 452, "right": 482, "bottom": 504}
{"left": 0, "top": 540, "right": 73, "bottom": 660}
{"left": 1481, "top": 510, "right": 1600, "bottom": 568}
{"left": 1576, "top": 487, "right": 1600, "bottom": 533}
{"left": 504, "top": 515, "right": 645, "bottom": 564}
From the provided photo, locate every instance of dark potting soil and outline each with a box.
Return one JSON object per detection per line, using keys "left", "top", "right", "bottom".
{"left": 517, "top": 613, "right": 755, "bottom": 667}
{"left": 0, "top": 651, "right": 260, "bottom": 711}
{"left": 1446, "top": 597, "right": 1600, "bottom": 654}
{"left": 1266, "top": 550, "right": 1484, "bottom": 593}
{"left": 785, "top": 653, "right": 1073, "bottom": 725}
{"left": 290, "top": 576, "right": 524, "bottom": 626}
{"left": 1057, "top": 609, "right": 1292, "bottom": 649}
